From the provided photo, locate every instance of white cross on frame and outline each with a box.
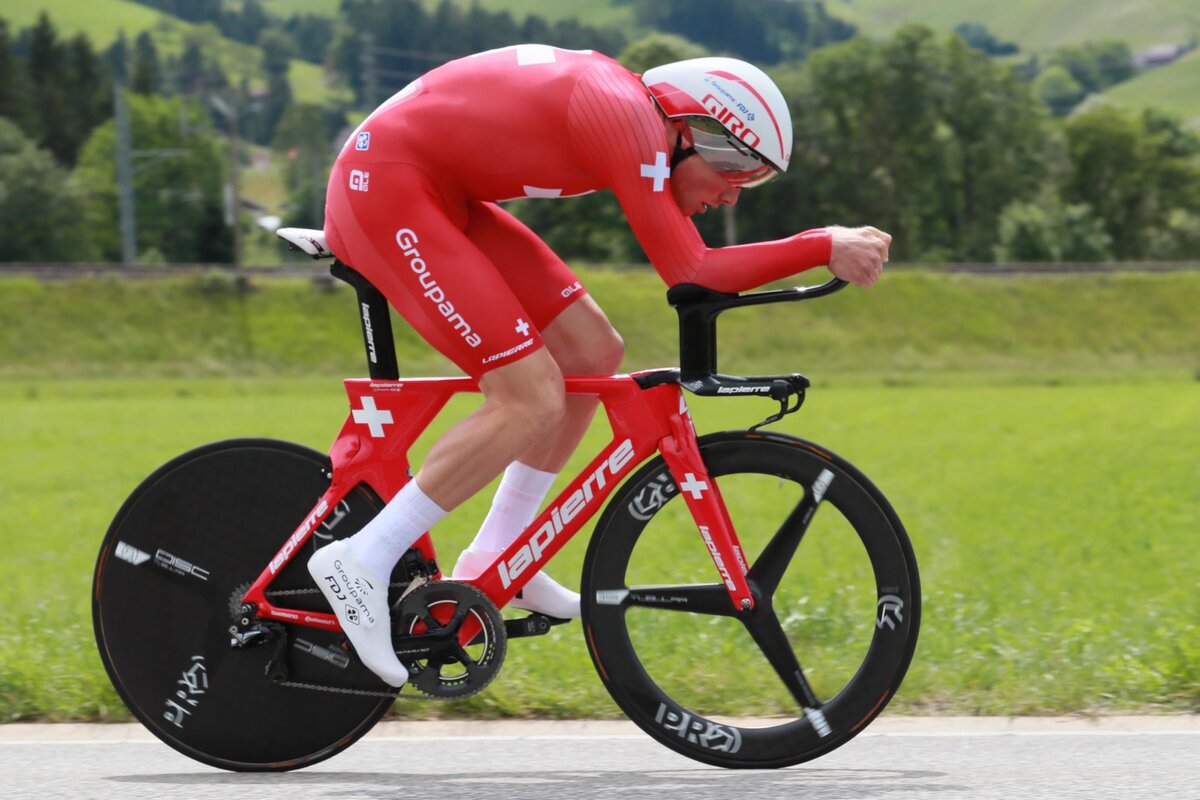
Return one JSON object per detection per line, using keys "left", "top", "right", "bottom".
{"left": 515, "top": 318, "right": 531, "bottom": 336}
{"left": 352, "top": 396, "right": 393, "bottom": 438}
{"left": 679, "top": 472, "right": 708, "bottom": 499}
{"left": 640, "top": 152, "right": 670, "bottom": 192}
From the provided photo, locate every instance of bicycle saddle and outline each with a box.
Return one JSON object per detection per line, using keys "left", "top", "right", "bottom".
{"left": 276, "top": 227, "right": 334, "bottom": 259}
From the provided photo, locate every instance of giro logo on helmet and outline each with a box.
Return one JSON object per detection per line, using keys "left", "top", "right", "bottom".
{"left": 700, "top": 94, "right": 761, "bottom": 151}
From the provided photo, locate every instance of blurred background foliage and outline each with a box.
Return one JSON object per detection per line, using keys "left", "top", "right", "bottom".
{"left": 0, "top": 0, "right": 1197, "bottom": 265}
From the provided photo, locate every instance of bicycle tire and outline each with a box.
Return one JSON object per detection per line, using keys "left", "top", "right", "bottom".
{"left": 93, "top": 438, "right": 395, "bottom": 771}
{"left": 581, "top": 430, "right": 920, "bottom": 769}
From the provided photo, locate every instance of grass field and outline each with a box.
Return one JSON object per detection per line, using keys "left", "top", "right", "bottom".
{"left": 2, "top": 269, "right": 1199, "bottom": 382}
{"left": 0, "top": 375, "right": 1197, "bottom": 721}
{"left": 0, "top": 268, "right": 1197, "bottom": 720}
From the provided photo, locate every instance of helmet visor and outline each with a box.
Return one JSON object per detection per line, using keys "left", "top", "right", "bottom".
{"left": 683, "top": 116, "right": 779, "bottom": 188}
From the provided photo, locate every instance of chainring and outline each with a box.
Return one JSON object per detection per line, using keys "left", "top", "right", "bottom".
{"left": 393, "top": 581, "right": 506, "bottom": 699}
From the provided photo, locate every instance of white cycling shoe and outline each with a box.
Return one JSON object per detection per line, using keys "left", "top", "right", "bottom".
{"left": 307, "top": 540, "right": 409, "bottom": 687}
{"left": 451, "top": 548, "right": 581, "bottom": 619}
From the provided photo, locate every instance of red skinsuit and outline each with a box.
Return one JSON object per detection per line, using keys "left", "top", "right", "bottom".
{"left": 325, "top": 45, "right": 832, "bottom": 376}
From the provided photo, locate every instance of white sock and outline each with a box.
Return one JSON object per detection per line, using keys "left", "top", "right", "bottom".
{"left": 470, "top": 461, "right": 558, "bottom": 553}
{"left": 349, "top": 478, "right": 447, "bottom": 581}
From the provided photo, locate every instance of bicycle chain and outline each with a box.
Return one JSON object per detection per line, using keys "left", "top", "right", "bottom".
{"left": 273, "top": 679, "right": 437, "bottom": 700}
{"left": 268, "top": 577, "right": 471, "bottom": 702}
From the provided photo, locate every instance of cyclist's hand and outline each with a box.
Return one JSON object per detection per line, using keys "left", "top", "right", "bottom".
{"left": 827, "top": 226, "right": 891, "bottom": 287}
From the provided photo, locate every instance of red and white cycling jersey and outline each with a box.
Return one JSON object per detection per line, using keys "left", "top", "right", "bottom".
{"left": 325, "top": 45, "right": 831, "bottom": 376}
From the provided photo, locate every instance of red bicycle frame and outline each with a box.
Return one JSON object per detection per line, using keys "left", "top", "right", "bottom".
{"left": 241, "top": 370, "right": 755, "bottom": 636}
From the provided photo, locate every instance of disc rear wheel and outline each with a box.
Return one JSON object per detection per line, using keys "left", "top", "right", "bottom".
{"left": 93, "top": 439, "right": 396, "bottom": 771}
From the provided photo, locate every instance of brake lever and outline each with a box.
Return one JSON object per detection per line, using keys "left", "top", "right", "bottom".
{"left": 749, "top": 388, "right": 806, "bottom": 432}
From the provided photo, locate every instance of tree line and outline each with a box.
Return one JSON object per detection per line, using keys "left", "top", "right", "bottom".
{"left": 0, "top": 3, "right": 1197, "bottom": 265}
{"left": 632, "top": 0, "right": 857, "bottom": 64}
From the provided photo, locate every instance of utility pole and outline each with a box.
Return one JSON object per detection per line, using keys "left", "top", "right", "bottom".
{"left": 229, "top": 100, "right": 241, "bottom": 267}
{"left": 723, "top": 204, "right": 737, "bottom": 246}
{"left": 113, "top": 84, "right": 137, "bottom": 265}
{"left": 211, "top": 93, "right": 242, "bottom": 266}
{"left": 312, "top": 149, "right": 324, "bottom": 226}
{"left": 360, "top": 33, "right": 379, "bottom": 107}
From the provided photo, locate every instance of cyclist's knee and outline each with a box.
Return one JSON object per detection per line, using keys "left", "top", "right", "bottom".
{"left": 543, "top": 298, "right": 625, "bottom": 376}
{"left": 480, "top": 349, "right": 566, "bottom": 437}
{"left": 592, "top": 330, "right": 625, "bottom": 374}
{"left": 556, "top": 326, "right": 624, "bottom": 376}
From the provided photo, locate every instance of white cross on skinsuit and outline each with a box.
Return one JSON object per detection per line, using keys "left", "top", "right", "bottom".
{"left": 352, "top": 396, "right": 393, "bottom": 438}
{"left": 515, "top": 318, "right": 531, "bottom": 336}
{"left": 640, "top": 152, "right": 671, "bottom": 192}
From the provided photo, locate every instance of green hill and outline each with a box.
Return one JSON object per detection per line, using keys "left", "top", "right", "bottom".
{"left": 4, "top": 0, "right": 347, "bottom": 104}
{"left": 264, "top": 0, "right": 1200, "bottom": 126}
{"left": 259, "top": 0, "right": 638, "bottom": 28}
{"left": 12, "top": 0, "right": 1197, "bottom": 118}
{"left": 1099, "top": 49, "right": 1200, "bottom": 128}
{"left": 824, "top": 0, "right": 1199, "bottom": 52}
{"left": 263, "top": 0, "right": 1200, "bottom": 50}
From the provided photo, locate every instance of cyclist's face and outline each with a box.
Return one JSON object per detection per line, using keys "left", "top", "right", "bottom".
{"left": 670, "top": 155, "right": 742, "bottom": 217}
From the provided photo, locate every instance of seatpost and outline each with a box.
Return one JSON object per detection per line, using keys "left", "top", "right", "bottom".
{"left": 330, "top": 260, "right": 400, "bottom": 380}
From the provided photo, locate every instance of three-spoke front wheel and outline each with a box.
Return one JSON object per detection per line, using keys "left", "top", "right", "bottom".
{"left": 581, "top": 431, "right": 920, "bottom": 769}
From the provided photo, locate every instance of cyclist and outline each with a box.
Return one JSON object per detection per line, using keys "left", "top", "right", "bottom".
{"left": 309, "top": 46, "right": 891, "bottom": 687}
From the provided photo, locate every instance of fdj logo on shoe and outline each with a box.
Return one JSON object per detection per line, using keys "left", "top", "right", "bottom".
{"left": 327, "top": 559, "right": 377, "bottom": 627}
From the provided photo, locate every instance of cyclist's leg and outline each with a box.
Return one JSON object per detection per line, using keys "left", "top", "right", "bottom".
{"left": 316, "top": 163, "right": 569, "bottom": 678}
{"left": 451, "top": 202, "right": 623, "bottom": 617}
{"left": 464, "top": 200, "right": 624, "bottom": 471}
{"left": 325, "top": 163, "right": 569, "bottom": 507}
{"left": 530, "top": 295, "right": 625, "bottom": 465}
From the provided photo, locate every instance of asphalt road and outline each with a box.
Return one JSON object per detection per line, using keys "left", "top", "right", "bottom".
{"left": 2, "top": 717, "right": 1197, "bottom": 800}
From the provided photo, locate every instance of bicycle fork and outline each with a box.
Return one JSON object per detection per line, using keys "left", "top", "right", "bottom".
{"left": 658, "top": 394, "right": 756, "bottom": 612}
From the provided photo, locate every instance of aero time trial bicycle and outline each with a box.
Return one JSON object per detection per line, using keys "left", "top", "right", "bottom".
{"left": 92, "top": 227, "right": 920, "bottom": 772}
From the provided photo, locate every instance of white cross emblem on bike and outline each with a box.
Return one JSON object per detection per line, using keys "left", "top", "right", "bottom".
{"left": 679, "top": 472, "right": 708, "bottom": 499}
{"left": 352, "top": 396, "right": 393, "bottom": 438}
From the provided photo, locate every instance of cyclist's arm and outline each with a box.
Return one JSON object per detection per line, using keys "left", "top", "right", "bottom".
{"left": 666, "top": 230, "right": 832, "bottom": 293}
{"left": 567, "top": 64, "right": 831, "bottom": 293}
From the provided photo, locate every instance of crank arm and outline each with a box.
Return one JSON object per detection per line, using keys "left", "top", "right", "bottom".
{"left": 467, "top": 612, "right": 570, "bottom": 647}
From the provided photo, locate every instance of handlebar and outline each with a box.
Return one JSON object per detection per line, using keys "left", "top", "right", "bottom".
{"left": 666, "top": 277, "right": 848, "bottom": 314}
{"left": 665, "top": 278, "right": 849, "bottom": 382}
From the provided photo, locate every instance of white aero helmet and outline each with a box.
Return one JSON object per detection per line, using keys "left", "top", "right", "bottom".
{"left": 642, "top": 56, "right": 792, "bottom": 188}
